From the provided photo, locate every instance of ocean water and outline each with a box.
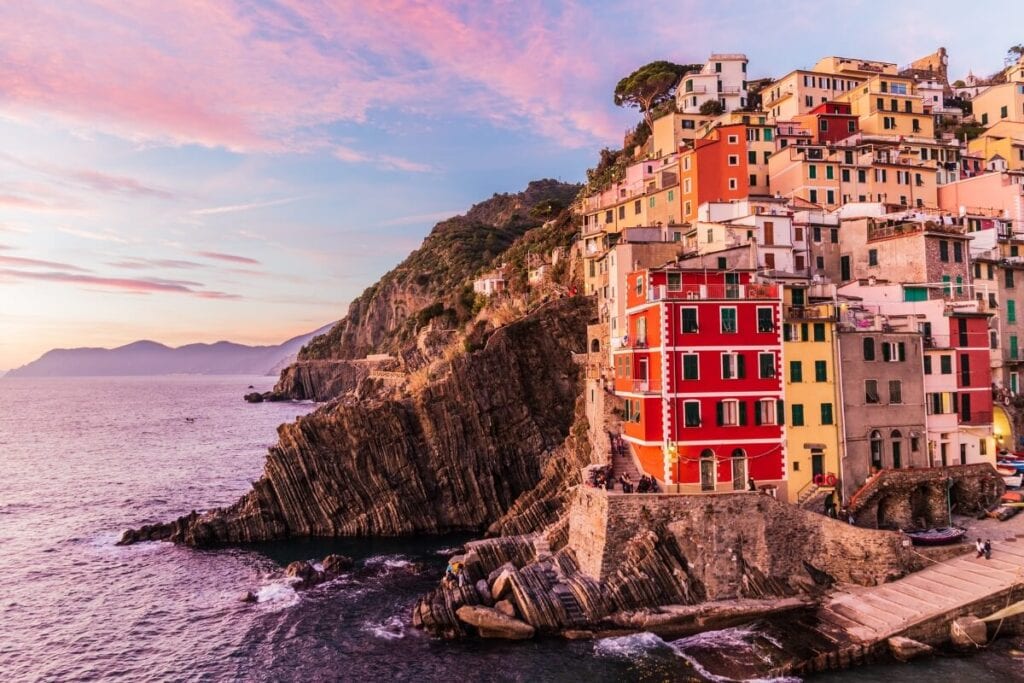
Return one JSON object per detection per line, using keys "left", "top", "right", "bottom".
{"left": 1, "top": 376, "right": 1021, "bottom": 682}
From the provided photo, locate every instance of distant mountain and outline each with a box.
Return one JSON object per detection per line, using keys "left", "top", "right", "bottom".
{"left": 6, "top": 323, "right": 335, "bottom": 378}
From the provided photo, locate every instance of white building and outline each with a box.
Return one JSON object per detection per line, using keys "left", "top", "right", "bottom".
{"left": 675, "top": 54, "right": 749, "bottom": 115}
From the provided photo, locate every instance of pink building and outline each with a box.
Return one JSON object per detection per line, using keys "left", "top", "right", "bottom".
{"left": 937, "top": 172, "right": 1024, "bottom": 231}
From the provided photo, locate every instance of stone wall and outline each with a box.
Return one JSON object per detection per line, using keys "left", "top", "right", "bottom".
{"left": 568, "top": 487, "right": 915, "bottom": 596}
{"left": 847, "top": 463, "right": 1004, "bottom": 529}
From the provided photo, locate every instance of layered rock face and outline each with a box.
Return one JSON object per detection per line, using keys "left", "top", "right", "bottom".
{"left": 120, "top": 297, "right": 590, "bottom": 546}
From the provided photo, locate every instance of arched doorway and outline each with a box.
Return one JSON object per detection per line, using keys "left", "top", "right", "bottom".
{"left": 994, "top": 405, "right": 1013, "bottom": 454}
{"left": 870, "top": 430, "right": 884, "bottom": 472}
{"left": 891, "top": 430, "right": 903, "bottom": 469}
{"left": 731, "top": 448, "right": 747, "bottom": 490}
{"left": 590, "top": 338, "right": 600, "bottom": 353}
{"left": 700, "top": 449, "right": 716, "bottom": 492}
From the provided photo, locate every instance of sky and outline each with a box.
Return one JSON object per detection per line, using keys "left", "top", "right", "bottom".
{"left": 1, "top": 1, "right": 1022, "bottom": 369}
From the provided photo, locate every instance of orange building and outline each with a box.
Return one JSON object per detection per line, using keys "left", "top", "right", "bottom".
{"left": 679, "top": 123, "right": 752, "bottom": 222}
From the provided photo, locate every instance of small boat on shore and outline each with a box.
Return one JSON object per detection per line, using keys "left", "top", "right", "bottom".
{"left": 903, "top": 527, "right": 967, "bottom": 546}
{"left": 1004, "top": 475, "right": 1023, "bottom": 489}
{"left": 997, "top": 465, "right": 1019, "bottom": 476}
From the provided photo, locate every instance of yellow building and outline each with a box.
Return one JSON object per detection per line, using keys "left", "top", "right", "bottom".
{"left": 782, "top": 287, "right": 843, "bottom": 505}
{"left": 763, "top": 69, "right": 866, "bottom": 121}
{"left": 837, "top": 74, "right": 935, "bottom": 138}
{"left": 972, "top": 80, "right": 1024, "bottom": 128}
{"left": 969, "top": 121, "right": 1024, "bottom": 171}
{"left": 651, "top": 112, "right": 714, "bottom": 158}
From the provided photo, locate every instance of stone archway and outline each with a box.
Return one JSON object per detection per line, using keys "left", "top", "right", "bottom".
{"left": 909, "top": 484, "right": 936, "bottom": 528}
{"left": 590, "top": 338, "right": 601, "bottom": 353}
{"left": 876, "top": 495, "right": 904, "bottom": 530}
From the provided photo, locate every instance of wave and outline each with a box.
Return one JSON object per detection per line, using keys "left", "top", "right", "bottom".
{"left": 362, "top": 615, "right": 406, "bottom": 640}
{"left": 363, "top": 554, "right": 413, "bottom": 569}
{"left": 670, "top": 625, "right": 800, "bottom": 683}
{"left": 593, "top": 632, "right": 675, "bottom": 659}
{"left": 255, "top": 581, "right": 299, "bottom": 611}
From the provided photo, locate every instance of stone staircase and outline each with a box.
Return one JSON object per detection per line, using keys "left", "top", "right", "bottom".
{"left": 814, "top": 534, "right": 1024, "bottom": 645}
{"left": 609, "top": 434, "right": 642, "bottom": 491}
{"left": 799, "top": 486, "right": 837, "bottom": 514}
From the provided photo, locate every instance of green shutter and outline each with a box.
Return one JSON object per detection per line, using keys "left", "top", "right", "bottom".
{"left": 737, "top": 354, "right": 746, "bottom": 378}
{"left": 738, "top": 401, "right": 747, "bottom": 426}
{"left": 898, "top": 342, "right": 906, "bottom": 361}
{"left": 777, "top": 399, "right": 785, "bottom": 422}
{"left": 716, "top": 401, "right": 724, "bottom": 426}
{"left": 754, "top": 401, "right": 762, "bottom": 425}
{"left": 883, "top": 343, "right": 892, "bottom": 362}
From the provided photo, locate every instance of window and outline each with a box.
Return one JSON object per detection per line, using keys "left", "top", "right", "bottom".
{"left": 809, "top": 165, "right": 817, "bottom": 179}
{"left": 759, "top": 353, "right": 776, "bottom": 378}
{"left": 667, "top": 272, "right": 682, "bottom": 292}
{"left": 757, "top": 307, "right": 774, "bottom": 332}
{"left": 700, "top": 449, "right": 716, "bottom": 491}
{"left": 939, "top": 240, "right": 949, "bottom": 262}
{"left": 982, "top": 112, "right": 989, "bottom": 125}
{"left": 681, "top": 307, "right": 698, "bottom": 333}
{"left": 815, "top": 360, "right": 827, "bottom": 382}
{"left": 721, "top": 308, "right": 737, "bottom": 333}
{"left": 728, "top": 154, "right": 739, "bottom": 166}
{"left": 1010, "top": 300, "right": 1017, "bottom": 324}
{"left": 722, "top": 352, "right": 745, "bottom": 379}
{"left": 684, "top": 401, "right": 701, "bottom": 427}
{"left": 827, "top": 189, "right": 835, "bottom": 205}
{"left": 682, "top": 354, "right": 699, "bottom": 380}
{"left": 717, "top": 399, "right": 744, "bottom": 426}
{"left": 1008, "top": 269, "right": 1016, "bottom": 288}
{"left": 728, "top": 178, "right": 738, "bottom": 190}
{"left": 960, "top": 354, "right": 971, "bottom": 386}
{"left": 1002, "top": 105, "right": 1009, "bottom": 119}
{"left": 649, "top": 196, "right": 656, "bottom": 208}
{"left": 865, "top": 379, "right": 880, "bottom": 403}
{"left": 940, "top": 355, "right": 952, "bottom": 374}
{"left": 668, "top": 190, "right": 674, "bottom": 202}
{"left": 858, "top": 169, "right": 867, "bottom": 183}
{"left": 790, "top": 360, "right": 803, "bottom": 382}
{"left": 727, "top": 135, "right": 739, "bottom": 144}
{"left": 635, "top": 276, "right": 643, "bottom": 296}
{"left": 792, "top": 404, "right": 805, "bottom": 426}
{"left": 755, "top": 399, "right": 779, "bottom": 425}
{"left": 863, "top": 337, "right": 876, "bottom": 360}
{"left": 748, "top": 150, "right": 757, "bottom": 164}
{"left": 848, "top": 120, "right": 856, "bottom": 133}
{"left": 634, "top": 199, "right": 641, "bottom": 214}
{"left": 826, "top": 165, "right": 834, "bottom": 180}
{"left": 962, "top": 393, "right": 972, "bottom": 421}
{"left": 813, "top": 226, "right": 821, "bottom": 242}
{"left": 924, "top": 355, "right": 932, "bottom": 374}
{"left": 889, "top": 380, "right": 902, "bottom": 404}
{"left": 604, "top": 210, "right": 613, "bottom": 223}
{"left": 953, "top": 241, "right": 964, "bottom": 261}
{"left": 819, "top": 402, "right": 834, "bottom": 425}
{"left": 842, "top": 168, "right": 850, "bottom": 182}
{"left": 801, "top": 323, "right": 809, "bottom": 342}
{"left": 618, "top": 206, "right": 625, "bottom": 220}
{"left": 868, "top": 249, "right": 878, "bottom": 266}
{"left": 809, "top": 189, "right": 818, "bottom": 204}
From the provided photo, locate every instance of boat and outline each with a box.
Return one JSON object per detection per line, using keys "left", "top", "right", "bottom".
{"left": 903, "top": 527, "right": 967, "bottom": 546}
{"left": 998, "top": 460, "right": 1024, "bottom": 474}
{"left": 996, "top": 505, "right": 1022, "bottom": 521}
{"left": 1004, "top": 475, "right": 1023, "bottom": 489}
{"left": 1002, "top": 491, "right": 1024, "bottom": 503}
{"left": 997, "top": 465, "right": 1019, "bottom": 477}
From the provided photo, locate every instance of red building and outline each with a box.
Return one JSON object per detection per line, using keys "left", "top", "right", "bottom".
{"left": 952, "top": 312, "right": 994, "bottom": 435}
{"left": 796, "top": 101, "right": 858, "bottom": 145}
{"left": 614, "top": 266, "right": 786, "bottom": 492}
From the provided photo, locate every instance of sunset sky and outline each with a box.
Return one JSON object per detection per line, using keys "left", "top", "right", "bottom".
{"left": 2, "top": 1, "right": 1022, "bottom": 369}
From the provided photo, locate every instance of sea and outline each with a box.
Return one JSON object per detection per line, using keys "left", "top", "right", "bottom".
{"left": 1, "top": 375, "right": 1023, "bottom": 682}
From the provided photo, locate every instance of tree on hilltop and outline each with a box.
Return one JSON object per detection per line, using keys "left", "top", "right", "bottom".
{"left": 1009, "top": 44, "right": 1024, "bottom": 61}
{"left": 614, "top": 61, "right": 695, "bottom": 129}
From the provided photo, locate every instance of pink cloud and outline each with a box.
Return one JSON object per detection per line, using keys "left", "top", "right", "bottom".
{"left": 0, "top": 2, "right": 624, "bottom": 151}
{"left": 0, "top": 254, "right": 91, "bottom": 272}
{"left": 0, "top": 152, "right": 174, "bottom": 199}
{"left": 0, "top": 268, "right": 238, "bottom": 299}
{"left": 194, "top": 250, "right": 261, "bottom": 265}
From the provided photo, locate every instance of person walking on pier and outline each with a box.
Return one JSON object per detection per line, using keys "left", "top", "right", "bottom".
{"left": 984, "top": 539, "right": 992, "bottom": 560}
{"left": 976, "top": 538, "right": 985, "bottom": 558}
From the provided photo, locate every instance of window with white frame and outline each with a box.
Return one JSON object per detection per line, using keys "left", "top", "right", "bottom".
{"left": 722, "top": 352, "right": 744, "bottom": 379}
{"left": 758, "top": 352, "right": 776, "bottom": 378}
{"left": 721, "top": 399, "right": 740, "bottom": 425}
{"left": 756, "top": 398, "right": 777, "bottom": 425}
{"left": 682, "top": 354, "right": 699, "bottom": 380}
{"left": 684, "top": 400, "right": 701, "bottom": 427}
{"left": 728, "top": 154, "right": 739, "bottom": 166}
{"left": 728, "top": 178, "right": 738, "bottom": 190}
{"left": 721, "top": 307, "right": 737, "bottom": 333}
{"left": 728, "top": 135, "right": 739, "bottom": 144}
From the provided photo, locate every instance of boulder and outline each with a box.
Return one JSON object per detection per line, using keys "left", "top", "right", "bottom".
{"left": 239, "top": 590, "right": 258, "bottom": 603}
{"left": 322, "top": 554, "right": 354, "bottom": 575}
{"left": 285, "top": 560, "right": 324, "bottom": 589}
{"left": 488, "top": 562, "right": 516, "bottom": 586}
{"left": 492, "top": 569, "right": 515, "bottom": 600}
{"left": 243, "top": 392, "right": 265, "bottom": 403}
{"left": 888, "top": 636, "right": 933, "bottom": 662}
{"left": 475, "top": 579, "right": 493, "bottom": 606}
{"left": 494, "top": 599, "right": 516, "bottom": 618}
{"left": 455, "top": 605, "right": 535, "bottom": 640}
{"left": 951, "top": 616, "right": 987, "bottom": 649}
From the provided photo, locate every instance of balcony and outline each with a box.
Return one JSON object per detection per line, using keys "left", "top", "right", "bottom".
{"left": 784, "top": 304, "right": 837, "bottom": 321}
{"left": 630, "top": 378, "right": 661, "bottom": 393}
{"left": 649, "top": 283, "right": 780, "bottom": 302}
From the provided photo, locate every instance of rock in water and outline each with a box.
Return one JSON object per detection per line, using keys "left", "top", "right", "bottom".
{"left": 239, "top": 590, "right": 257, "bottom": 603}
{"left": 322, "top": 554, "right": 354, "bottom": 575}
{"left": 476, "top": 579, "right": 493, "bottom": 606}
{"left": 888, "top": 636, "right": 933, "bottom": 661}
{"left": 950, "top": 616, "right": 987, "bottom": 649}
{"left": 455, "top": 605, "right": 535, "bottom": 640}
{"left": 243, "top": 392, "right": 264, "bottom": 403}
{"left": 285, "top": 560, "right": 324, "bottom": 589}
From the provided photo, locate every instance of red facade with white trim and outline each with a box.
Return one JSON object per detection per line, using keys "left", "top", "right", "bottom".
{"left": 614, "top": 267, "right": 786, "bottom": 491}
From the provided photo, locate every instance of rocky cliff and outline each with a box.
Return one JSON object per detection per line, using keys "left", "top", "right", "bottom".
{"left": 271, "top": 179, "right": 580, "bottom": 401}
{"left": 120, "top": 297, "right": 591, "bottom": 546}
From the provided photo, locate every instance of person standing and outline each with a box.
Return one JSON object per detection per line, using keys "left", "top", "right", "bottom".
{"left": 748, "top": 477, "right": 756, "bottom": 492}
{"left": 984, "top": 539, "right": 992, "bottom": 560}
{"left": 976, "top": 538, "right": 985, "bottom": 558}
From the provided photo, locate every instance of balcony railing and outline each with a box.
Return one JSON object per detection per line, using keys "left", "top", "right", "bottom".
{"left": 649, "top": 283, "right": 779, "bottom": 302}
{"left": 630, "top": 378, "right": 661, "bottom": 393}
{"left": 784, "top": 305, "right": 837, "bottom": 321}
